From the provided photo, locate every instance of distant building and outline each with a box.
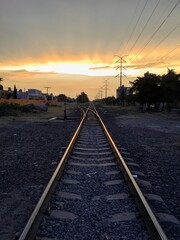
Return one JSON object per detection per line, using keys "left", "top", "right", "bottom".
{"left": 116, "top": 85, "right": 130, "bottom": 106}
{"left": 27, "top": 89, "right": 45, "bottom": 100}
{"left": 0, "top": 85, "right": 54, "bottom": 102}
{"left": 116, "top": 85, "right": 130, "bottom": 98}
{"left": 0, "top": 88, "right": 13, "bottom": 99}
{"left": 17, "top": 90, "right": 27, "bottom": 99}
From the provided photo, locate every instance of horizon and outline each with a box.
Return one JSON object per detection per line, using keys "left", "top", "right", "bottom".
{"left": 0, "top": 0, "right": 180, "bottom": 100}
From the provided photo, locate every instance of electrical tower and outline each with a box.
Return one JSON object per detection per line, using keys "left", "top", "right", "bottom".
{"left": 104, "top": 80, "right": 108, "bottom": 98}
{"left": 115, "top": 55, "right": 127, "bottom": 87}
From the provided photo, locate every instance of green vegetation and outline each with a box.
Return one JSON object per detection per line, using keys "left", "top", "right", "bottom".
{"left": 57, "top": 94, "right": 67, "bottom": 102}
{"left": 0, "top": 103, "right": 77, "bottom": 122}
{"left": 76, "top": 92, "right": 89, "bottom": 103}
{"left": 104, "top": 96, "right": 117, "bottom": 105}
{"left": 0, "top": 102, "right": 21, "bottom": 114}
{"left": 129, "top": 69, "right": 180, "bottom": 111}
{"left": 100, "top": 69, "right": 180, "bottom": 112}
{"left": 0, "top": 102, "right": 42, "bottom": 115}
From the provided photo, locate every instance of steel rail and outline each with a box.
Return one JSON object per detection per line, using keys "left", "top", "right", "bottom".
{"left": 19, "top": 103, "right": 168, "bottom": 240}
{"left": 93, "top": 105, "right": 168, "bottom": 240}
{"left": 18, "top": 107, "right": 89, "bottom": 240}
{"left": 77, "top": 105, "right": 86, "bottom": 117}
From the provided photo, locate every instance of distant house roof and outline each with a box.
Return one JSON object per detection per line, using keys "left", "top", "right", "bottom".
{"left": 28, "top": 89, "right": 42, "bottom": 95}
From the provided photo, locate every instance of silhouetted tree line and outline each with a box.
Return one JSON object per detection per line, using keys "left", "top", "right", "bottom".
{"left": 0, "top": 82, "right": 18, "bottom": 99}
{"left": 129, "top": 69, "right": 180, "bottom": 111}
{"left": 57, "top": 94, "right": 67, "bottom": 102}
{"left": 76, "top": 92, "right": 89, "bottom": 103}
{"left": 104, "top": 96, "right": 117, "bottom": 105}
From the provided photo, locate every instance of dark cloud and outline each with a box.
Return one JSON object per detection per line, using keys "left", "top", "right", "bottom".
{"left": 89, "top": 61, "right": 169, "bottom": 72}
{"left": 126, "top": 61, "right": 167, "bottom": 70}
{"left": 0, "top": 69, "right": 58, "bottom": 78}
{"left": 89, "top": 65, "right": 112, "bottom": 70}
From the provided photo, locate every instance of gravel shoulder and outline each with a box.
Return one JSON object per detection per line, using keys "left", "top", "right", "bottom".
{"left": 0, "top": 104, "right": 180, "bottom": 239}
{"left": 97, "top": 105, "right": 180, "bottom": 238}
{"left": 0, "top": 106, "right": 80, "bottom": 240}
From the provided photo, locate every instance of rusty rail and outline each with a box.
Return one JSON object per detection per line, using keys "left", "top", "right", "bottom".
{"left": 93, "top": 104, "right": 168, "bottom": 240}
{"left": 18, "top": 107, "right": 89, "bottom": 240}
{"left": 19, "top": 103, "right": 168, "bottom": 240}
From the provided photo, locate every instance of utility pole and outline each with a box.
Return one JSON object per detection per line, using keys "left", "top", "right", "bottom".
{"left": 100, "top": 88, "right": 103, "bottom": 99}
{"left": 44, "top": 86, "right": 51, "bottom": 95}
{"left": 64, "top": 95, "right": 67, "bottom": 120}
{"left": 104, "top": 80, "right": 108, "bottom": 98}
{"left": 0, "top": 77, "right": 4, "bottom": 85}
{"left": 115, "top": 55, "right": 127, "bottom": 87}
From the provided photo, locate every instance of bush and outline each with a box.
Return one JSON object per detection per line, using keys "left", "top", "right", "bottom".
{"left": 0, "top": 103, "right": 21, "bottom": 116}
{"left": 0, "top": 102, "right": 20, "bottom": 110}
{"left": 0, "top": 103, "right": 35, "bottom": 116}
{"left": 20, "top": 104, "right": 35, "bottom": 112}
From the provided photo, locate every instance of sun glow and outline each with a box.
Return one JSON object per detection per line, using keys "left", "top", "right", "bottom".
{"left": 1, "top": 61, "right": 115, "bottom": 77}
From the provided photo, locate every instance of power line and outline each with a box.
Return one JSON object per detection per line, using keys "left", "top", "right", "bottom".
{"left": 132, "top": 0, "right": 180, "bottom": 62}
{"left": 108, "top": 75, "right": 118, "bottom": 89}
{"left": 160, "top": 45, "right": 180, "bottom": 60}
{"left": 129, "top": 45, "right": 180, "bottom": 71}
{"left": 118, "top": 0, "right": 141, "bottom": 55}
{"left": 111, "top": 1, "right": 141, "bottom": 94}
{"left": 109, "top": 0, "right": 142, "bottom": 93}
{"left": 156, "top": 0, "right": 174, "bottom": 22}
{"left": 129, "top": 0, "right": 161, "bottom": 54}
{"left": 122, "top": 0, "right": 149, "bottom": 55}
{"left": 143, "top": 23, "right": 180, "bottom": 60}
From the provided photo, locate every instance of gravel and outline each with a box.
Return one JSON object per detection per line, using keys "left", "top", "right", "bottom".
{"left": 0, "top": 110, "right": 80, "bottom": 240}
{"left": 0, "top": 105, "right": 180, "bottom": 239}
{"left": 97, "top": 105, "right": 180, "bottom": 239}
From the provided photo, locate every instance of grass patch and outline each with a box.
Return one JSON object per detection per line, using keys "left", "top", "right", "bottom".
{"left": 0, "top": 105, "right": 78, "bottom": 122}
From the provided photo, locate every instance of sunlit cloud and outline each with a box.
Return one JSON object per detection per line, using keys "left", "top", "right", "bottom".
{"left": 0, "top": 58, "right": 115, "bottom": 77}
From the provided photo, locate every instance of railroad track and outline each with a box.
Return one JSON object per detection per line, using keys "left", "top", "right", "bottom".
{"left": 18, "top": 104, "right": 168, "bottom": 240}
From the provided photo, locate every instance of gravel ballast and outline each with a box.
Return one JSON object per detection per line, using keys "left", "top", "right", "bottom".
{"left": 0, "top": 110, "right": 80, "bottom": 240}
{"left": 0, "top": 105, "right": 180, "bottom": 239}
{"left": 97, "top": 106, "right": 180, "bottom": 239}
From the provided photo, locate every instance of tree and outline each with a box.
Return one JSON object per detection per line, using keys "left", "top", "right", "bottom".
{"left": 57, "top": 94, "right": 66, "bottom": 102}
{"left": 13, "top": 85, "right": 17, "bottom": 99}
{"left": 160, "top": 69, "right": 180, "bottom": 110}
{"left": 129, "top": 72, "right": 161, "bottom": 110}
{"left": 0, "top": 78, "right": 4, "bottom": 98}
{"left": 104, "top": 96, "right": 117, "bottom": 105}
{"left": 0, "top": 77, "right": 3, "bottom": 84}
{"left": 76, "top": 92, "right": 89, "bottom": 103}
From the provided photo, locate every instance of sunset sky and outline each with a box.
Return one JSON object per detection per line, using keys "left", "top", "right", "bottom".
{"left": 0, "top": 0, "right": 180, "bottom": 99}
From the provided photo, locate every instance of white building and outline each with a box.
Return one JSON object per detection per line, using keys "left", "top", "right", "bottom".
{"left": 27, "top": 89, "right": 45, "bottom": 100}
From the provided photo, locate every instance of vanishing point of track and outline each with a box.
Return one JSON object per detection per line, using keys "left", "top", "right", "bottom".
{"left": 18, "top": 104, "right": 168, "bottom": 240}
